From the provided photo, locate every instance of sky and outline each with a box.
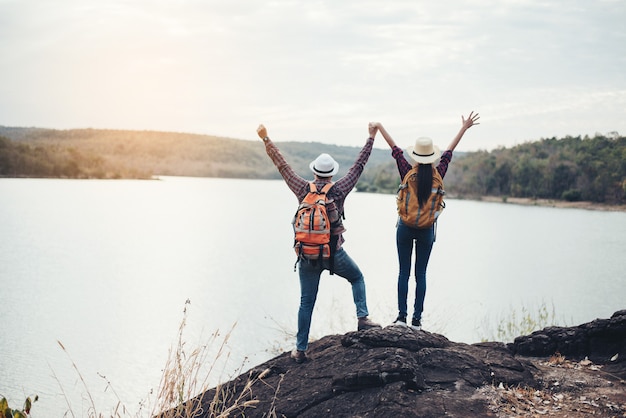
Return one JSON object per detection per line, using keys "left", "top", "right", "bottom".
{"left": 1, "top": 0, "right": 625, "bottom": 152}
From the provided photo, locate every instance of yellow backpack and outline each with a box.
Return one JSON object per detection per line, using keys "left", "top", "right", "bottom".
{"left": 396, "top": 166, "right": 446, "bottom": 228}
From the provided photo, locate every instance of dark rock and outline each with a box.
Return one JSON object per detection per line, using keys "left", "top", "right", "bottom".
{"left": 178, "top": 311, "right": 626, "bottom": 417}
{"left": 509, "top": 309, "right": 626, "bottom": 364}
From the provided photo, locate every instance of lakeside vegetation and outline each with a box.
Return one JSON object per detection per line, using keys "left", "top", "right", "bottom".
{"left": 1, "top": 126, "right": 624, "bottom": 205}
{"left": 357, "top": 132, "right": 626, "bottom": 205}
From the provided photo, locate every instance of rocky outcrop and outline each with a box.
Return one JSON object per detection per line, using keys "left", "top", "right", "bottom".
{"left": 509, "top": 310, "right": 626, "bottom": 364}
{"left": 181, "top": 311, "right": 626, "bottom": 417}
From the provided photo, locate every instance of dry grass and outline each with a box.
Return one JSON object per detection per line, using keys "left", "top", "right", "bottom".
{"left": 151, "top": 302, "right": 281, "bottom": 417}
{"left": 150, "top": 301, "right": 232, "bottom": 417}
{"left": 476, "top": 354, "right": 626, "bottom": 417}
{"left": 51, "top": 300, "right": 280, "bottom": 418}
{"left": 479, "top": 302, "right": 561, "bottom": 343}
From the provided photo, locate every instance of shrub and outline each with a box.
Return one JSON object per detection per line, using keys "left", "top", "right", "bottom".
{"left": 561, "top": 189, "right": 582, "bottom": 201}
{"left": 0, "top": 395, "right": 38, "bottom": 418}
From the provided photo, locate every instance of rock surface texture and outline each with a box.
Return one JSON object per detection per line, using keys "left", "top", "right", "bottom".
{"left": 181, "top": 310, "right": 626, "bottom": 417}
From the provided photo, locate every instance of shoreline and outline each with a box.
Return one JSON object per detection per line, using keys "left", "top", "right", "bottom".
{"left": 465, "top": 195, "right": 626, "bottom": 212}
{"left": 2, "top": 175, "right": 624, "bottom": 212}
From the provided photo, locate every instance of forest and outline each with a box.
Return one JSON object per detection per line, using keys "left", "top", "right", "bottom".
{"left": 358, "top": 132, "right": 625, "bottom": 204}
{"left": 1, "top": 126, "right": 624, "bottom": 204}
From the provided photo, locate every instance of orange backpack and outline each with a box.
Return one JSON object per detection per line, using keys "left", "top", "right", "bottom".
{"left": 292, "top": 182, "right": 334, "bottom": 261}
{"left": 397, "top": 166, "right": 446, "bottom": 229}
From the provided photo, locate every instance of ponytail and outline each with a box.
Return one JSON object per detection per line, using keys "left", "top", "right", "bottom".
{"left": 416, "top": 164, "right": 433, "bottom": 208}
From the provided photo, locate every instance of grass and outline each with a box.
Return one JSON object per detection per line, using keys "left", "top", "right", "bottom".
{"left": 479, "top": 300, "right": 564, "bottom": 343}
{"left": 48, "top": 300, "right": 279, "bottom": 418}
{"left": 150, "top": 300, "right": 231, "bottom": 417}
{"left": 478, "top": 352, "right": 625, "bottom": 416}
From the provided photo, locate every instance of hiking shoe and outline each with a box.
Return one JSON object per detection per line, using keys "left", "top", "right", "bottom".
{"left": 290, "top": 349, "right": 308, "bottom": 364}
{"left": 393, "top": 315, "right": 408, "bottom": 326}
{"left": 411, "top": 318, "right": 422, "bottom": 331}
{"left": 358, "top": 317, "right": 381, "bottom": 331}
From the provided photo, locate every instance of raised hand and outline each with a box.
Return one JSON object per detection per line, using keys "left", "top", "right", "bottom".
{"left": 462, "top": 112, "right": 480, "bottom": 130}
{"left": 257, "top": 124, "right": 268, "bottom": 139}
{"left": 372, "top": 122, "right": 397, "bottom": 148}
{"left": 368, "top": 122, "right": 379, "bottom": 139}
{"left": 446, "top": 111, "right": 480, "bottom": 151}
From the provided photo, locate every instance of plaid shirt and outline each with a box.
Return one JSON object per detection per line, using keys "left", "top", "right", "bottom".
{"left": 264, "top": 137, "right": 375, "bottom": 249}
{"left": 390, "top": 146, "right": 453, "bottom": 180}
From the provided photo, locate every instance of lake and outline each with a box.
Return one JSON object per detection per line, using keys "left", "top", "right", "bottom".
{"left": 0, "top": 177, "right": 624, "bottom": 417}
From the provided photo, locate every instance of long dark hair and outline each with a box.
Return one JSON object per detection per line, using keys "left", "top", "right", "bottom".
{"left": 416, "top": 164, "right": 433, "bottom": 208}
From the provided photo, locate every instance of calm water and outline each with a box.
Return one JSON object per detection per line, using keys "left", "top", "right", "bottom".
{"left": 1, "top": 177, "right": 624, "bottom": 417}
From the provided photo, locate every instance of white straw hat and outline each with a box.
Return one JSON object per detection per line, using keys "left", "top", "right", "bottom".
{"left": 406, "top": 137, "right": 441, "bottom": 164}
{"left": 309, "top": 153, "right": 339, "bottom": 177}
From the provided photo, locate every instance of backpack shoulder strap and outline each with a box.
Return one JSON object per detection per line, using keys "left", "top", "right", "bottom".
{"left": 402, "top": 166, "right": 418, "bottom": 183}
{"left": 320, "top": 182, "right": 334, "bottom": 194}
{"left": 398, "top": 167, "right": 418, "bottom": 192}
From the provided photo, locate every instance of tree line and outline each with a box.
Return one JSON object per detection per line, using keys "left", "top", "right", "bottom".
{"left": 0, "top": 134, "right": 152, "bottom": 179}
{"left": 1, "top": 127, "right": 624, "bottom": 204}
{"left": 451, "top": 133, "right": 625, "bottom": 203}
{"left": 357, "top": 133, "right": 625, "bottom": 204}
{"left": 0, "top": 127, "right": 390, "bottom": 180}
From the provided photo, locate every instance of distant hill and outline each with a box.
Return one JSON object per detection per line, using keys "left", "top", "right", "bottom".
{"left": 0, "top": 126, "right": 390, "bottom": 181}
{"left": 1, "top": 126, "right": 623, "bottom": 204}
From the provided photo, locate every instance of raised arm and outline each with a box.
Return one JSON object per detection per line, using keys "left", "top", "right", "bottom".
{"left": 332, "top": 125, "right": 377, "bottom": 195}
{"left": 373, "top": 122, "right": 397, "bottom": 149}
{"left": 256, "top": 124, "right": 308, "bottom": 196}
{"left": 445, "top": 111, "right": 480, "bottom": 152}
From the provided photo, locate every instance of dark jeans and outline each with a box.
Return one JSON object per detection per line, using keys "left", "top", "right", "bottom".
{"left": 296, "top": 248, "right": 369, "bottom": 351}
{"left": 396, "top": 220, "right": 435, "bottom": 321}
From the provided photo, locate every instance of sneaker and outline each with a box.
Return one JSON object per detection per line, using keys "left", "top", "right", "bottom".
{"left": 358, "top": 317, "right": 381, "bottom": 331}
{"left": 393, "top": 315, "right": 408, "bottom": 326}
{"left": 411, "top": 318, "right": 422, "bottom": 331}
{"left": 290, "top": 349, "right": 308, "bottom": 364}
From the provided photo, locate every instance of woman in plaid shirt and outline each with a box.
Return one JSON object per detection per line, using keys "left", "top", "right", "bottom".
{"left": 373, "top": 112, "right": 480, "bottom": 331}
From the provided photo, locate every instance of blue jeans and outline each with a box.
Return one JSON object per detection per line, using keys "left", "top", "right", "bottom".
{"left": 296, "top": 248, "right": 369, "bottom": 351}
{"left": 396, "top": 220, "right": 435, "bottom": 321}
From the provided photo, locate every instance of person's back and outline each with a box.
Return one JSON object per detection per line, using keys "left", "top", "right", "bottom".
{"left": 397, "top": 163, "right": 446, "bottom": 229}
{"left": 256, "top": 123, "right": 381, "bottom": 363}
{"left": 373, "top": 112, "right": 480, "bottom": 330}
